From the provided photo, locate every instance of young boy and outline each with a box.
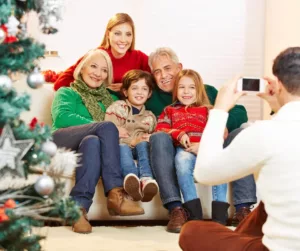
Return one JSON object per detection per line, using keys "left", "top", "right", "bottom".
{"left": 105, "top": 70, "right": 158, "bottom": 202}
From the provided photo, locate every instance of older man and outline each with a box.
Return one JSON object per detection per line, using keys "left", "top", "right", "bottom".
{"left": 146, "top": 47, "right": 257, "bottom": 233}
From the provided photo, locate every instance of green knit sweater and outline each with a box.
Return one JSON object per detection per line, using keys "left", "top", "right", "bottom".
{"left": 51, "top": 87, "right": 119, "bottom": 132}
{"left": 145, "top": 85, "right": 248, "bottom": 133}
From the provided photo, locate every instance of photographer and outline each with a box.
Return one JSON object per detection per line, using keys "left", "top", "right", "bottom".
{"left": 179, "top": 47, "right": 300, "bottom": 251}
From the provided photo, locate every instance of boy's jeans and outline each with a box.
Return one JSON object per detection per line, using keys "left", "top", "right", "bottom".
{"left": 175, "top": 147, "right": 227, "bottom": 203}
{"left": 120, "top": 141, "right": 153, "bottom": 178}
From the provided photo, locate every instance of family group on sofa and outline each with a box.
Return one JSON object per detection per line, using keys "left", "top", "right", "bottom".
{"left": 45, "top": 12, "right": 300, "bottom": 251}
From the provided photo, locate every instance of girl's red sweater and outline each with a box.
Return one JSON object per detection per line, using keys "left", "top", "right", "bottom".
{"left": 155, "top": 103, "right": 209, "bottom": 145}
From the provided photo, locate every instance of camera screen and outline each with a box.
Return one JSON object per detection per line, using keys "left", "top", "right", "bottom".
{"left": 242, "top": 78, "right": 260, "bottom": 91}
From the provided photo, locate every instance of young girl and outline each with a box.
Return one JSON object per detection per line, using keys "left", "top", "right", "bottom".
{"left": 105, "top": 70, "right": 158, "bottom": 202}
{"left": 155, "top": 69, "right": 229, "bottom": 225}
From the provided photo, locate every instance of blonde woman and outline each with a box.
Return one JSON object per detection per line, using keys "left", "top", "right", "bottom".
{"left": 51, "top": 49, "right": 144, "bottom": 234}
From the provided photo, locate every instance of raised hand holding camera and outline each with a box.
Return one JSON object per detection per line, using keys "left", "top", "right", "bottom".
{"left": 214, "top": 75, "right": 246, "bottom": 112}
{"left": 257, "top": 77, "right": 281, "bottom": 113}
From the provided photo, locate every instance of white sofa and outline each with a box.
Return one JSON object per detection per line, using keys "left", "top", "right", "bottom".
{"left": 16, "top": 80, "right": 234, "bottom": 220}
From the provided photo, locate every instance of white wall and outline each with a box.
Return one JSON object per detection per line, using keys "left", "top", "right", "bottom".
{"left": 30, "top": 0, "right": 266, "bottom": 120}
{"left": 263, "top": 0, "right": 300, "bottom": 119}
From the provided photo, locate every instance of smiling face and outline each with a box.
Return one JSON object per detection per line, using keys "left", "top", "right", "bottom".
{"left": 124, "top": 78, "right": 152, "bottom": 110}
{"left": 81, "top": 53, "right": 108, "bottom": 89}
{"left": 176, "top": 76, "right": 197, "bottom": 106}
{"left": 108, "top": 22, "right": 133, "bottom": 58}
{"left": 151, "top": 55, "right": 182, "bottom": 93}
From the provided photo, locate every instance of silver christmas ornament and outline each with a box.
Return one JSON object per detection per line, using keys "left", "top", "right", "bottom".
{"left": 41, "top": 141, "right": 57, "bottom": 157}
{"left": 27, "top": 68, "right": 45, "bottom": 89}
{"left": 0, "top": 124, "right": 34, "bottom": 178}
{"left": 0, "top": 75, "right": 12, "bottom": 94}
{"left": 34, "top": 174, "right": 55, "bottom": 196}
{"left": 0, "top": 27, "right": 5, "bottom": 44}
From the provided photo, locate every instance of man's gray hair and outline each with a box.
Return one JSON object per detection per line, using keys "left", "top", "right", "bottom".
{"left": 148, "top": 47, "right": 180, "bottom": 72}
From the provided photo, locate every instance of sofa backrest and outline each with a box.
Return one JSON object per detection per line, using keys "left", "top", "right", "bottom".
{"left": 13, "top": 77, "right": 55, "bottom": 126}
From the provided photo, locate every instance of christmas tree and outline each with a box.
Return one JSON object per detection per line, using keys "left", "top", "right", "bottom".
{"left": 0, "top": 1, "right": 80, "bottom": 250}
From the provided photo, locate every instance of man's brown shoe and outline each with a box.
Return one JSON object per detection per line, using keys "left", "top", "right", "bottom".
{"left": 231, "top": 206, "right": 252, "bottom": 227}
{"left": 166, "top": 207, "right": 188, "bottom": 233}
{"left": 107, "top": 187, "right": 145, "bottom": 216}
{"left": 72, "top": 208, "right": 92, "bottom": 234}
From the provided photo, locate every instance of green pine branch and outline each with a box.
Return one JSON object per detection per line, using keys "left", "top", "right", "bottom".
{"left": 0, "top": 85, "right": 52, "bottom": 176}
{"left": 0, "top": 0, "right": 40, "bottom": 25}
{"left": 0, "top": 0, "right": 11, "bottom": 24}
{"left": 0, "top": 212, "right": 44, "bottom": 251}
{"left": 0, "top": 88, "right": 31, "bottom": 123}
{"left": 0, "top": 38, "right": 45, "bottom": 75}
{"left": 0, "top": 2, "right": 81, "bottom": 250}
{"left": 13, "top": 121, "right": 52, "bottom": 176}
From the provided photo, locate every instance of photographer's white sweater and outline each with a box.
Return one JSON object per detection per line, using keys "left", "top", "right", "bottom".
{"left": 195, "top": 101, "right": 300, "bottom": 251}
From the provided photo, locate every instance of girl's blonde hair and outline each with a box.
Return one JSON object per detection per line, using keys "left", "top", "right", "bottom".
{"left": 173, "top": 69, "right": 212, "bottom": 108}
{"left": 100, "top": 13, "right": 135, "bottom": 50}
{"left": 73, "top": 49, "right": 113, "bottom": 86}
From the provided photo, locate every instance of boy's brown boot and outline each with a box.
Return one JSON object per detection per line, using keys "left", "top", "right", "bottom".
{"left": 107, "top": 187, "right": 145, "bottom": 216}
{"left": 72, "top": 208, "right": 92, "bottom": 234}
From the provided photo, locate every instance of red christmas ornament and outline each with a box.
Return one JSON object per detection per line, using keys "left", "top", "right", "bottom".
{"left": 29, "top": 117, "right": 45, "bottom": 130}
{"left": 0, "top": 25, "right": 17, "bottom": 43}
{"left": 0, "top": 214, "right": 9, "bottom": 222}
{"left": 4, "top": 199, "right": 16, "bottom": 209}
{"left": 42, "top": 70, "right": 61, "bottom": 83}
{"left": 29, "top": 117, "right": 38, "bottom": 130}
{"left": 0, "top": 207, "right": 9, "bottom": 222}
{"left": 0, "top": 207, "right": 5, "bottom": 214}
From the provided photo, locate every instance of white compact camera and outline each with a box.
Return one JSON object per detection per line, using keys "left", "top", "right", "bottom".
{"left": 237, "top": 77, "right": 265, "bottom": 93}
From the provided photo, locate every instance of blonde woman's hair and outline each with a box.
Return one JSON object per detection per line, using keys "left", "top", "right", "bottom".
{"left": 73, "top": 49, "right": 113, "bottom": 86}
{"left": 100, "top": 13, "right": 135, "bottom": 50}
{"left": 148, "top": 47, "right": 180, "bottom": 72}
{"left": 173, "top": 69, "right": 212, "bottom": 108}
